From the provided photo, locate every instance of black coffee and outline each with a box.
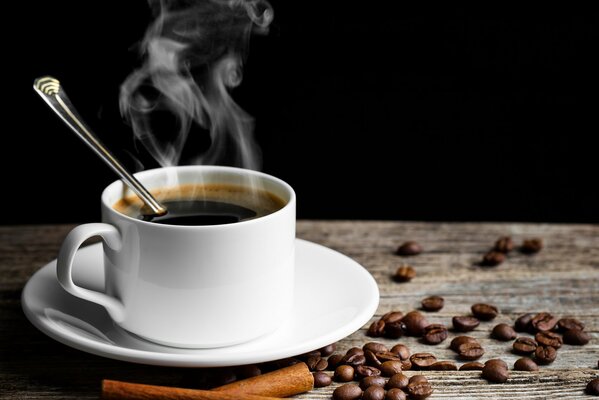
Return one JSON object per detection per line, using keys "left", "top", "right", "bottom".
{"left": 114, "top": 183, "right": 285, "bottom": 226}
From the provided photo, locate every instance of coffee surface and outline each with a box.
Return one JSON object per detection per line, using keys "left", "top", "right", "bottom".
{"left": 113, "top": 183, "right": 285, "bottom": 226}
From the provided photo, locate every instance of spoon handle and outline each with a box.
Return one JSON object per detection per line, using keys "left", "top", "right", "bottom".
{"left": 33, "top": 76, "right": 167, "bottom": 217}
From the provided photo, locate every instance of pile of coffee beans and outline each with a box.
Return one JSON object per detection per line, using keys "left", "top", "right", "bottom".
{"left": 480, "top": 236, "right": 543, "bottom": 267}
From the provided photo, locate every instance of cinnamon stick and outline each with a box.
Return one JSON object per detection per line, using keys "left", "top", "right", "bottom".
{"left": 102, "top": 362, "right": 314, "bottom": 399}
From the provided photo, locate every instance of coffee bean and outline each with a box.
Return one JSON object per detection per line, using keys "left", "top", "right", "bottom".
{"left": 346, "top": 347, "right": 365, "bottom": 356}
{"left": 563, "top": 329, "right": 591, "bottom": 345}
{"left": 380, "top": 360, "right": 403, "bottom": 377}
{"left": 386, "top": 373, "right": 409, "bottom": 390}
{"left": 422, "top": 324, "right": 448, "bottom": 344}
{"left": 535, "top": 345, "right": 557, "bottom": 364}
{"left": 342, "top": 353, "right": 366, "bottom": 367}
{"left": 375, "top": 351, "right": 402, "bottom": 363}
{"left": 402, "top": 311, "right": 429, "bottom": 336}
{"left": 320, "top": 343, "right": 336, "bottom": 356}
{"left": 494, "top": 236, "right": 514, "bottom": 253}
{"left": 327, "top": 354, "right": 344, "bottom": 370}
{"left": 513, "top": 337, "right": 538, "bottom": 354}
{"left": 360, "top": 376, "right": 387, "bottom": 390}
{"left": 587, "top": 378, "right": 599, "bottom": 396}
{"left": 429, "top": 361, "right": 457, "bottom": 370}
{"left": 313, "top": 371, "right": 332, "bottom": 387}
{"left": 390, "top": 344, "right": 410, "bottom": 360}
{"left": 459, "top": 362, "right": 485, "bottom": 371}
{"left": 356, "top": 365, "right": 381, "bottom": 379}
{"left": 450, "top": 336, "right": 477, "bottom": 351}
{"left": 481, "top": 251, "right": 505, "bottom": 267}
{"left": 315, "top": 358, "right": 328, "bottom": 371}
{"left": 515, "top": 313, "right": 534, "bottom": 332}
{"left": 514, "top": 357, "right": 539, "bottom": 371}
{"left": 385, "top": 388, "right": 407, "bottom": 400}
{"left": 557, "top": 318, "right": 585, "bottom": 332}
{"left": 236, "top": 364, "right": 261, "bottom": 379}
{"left": 421, "top": 296, "right": 444, "bottom": 311}
{"left": 334, "top": 365, "right": 355, "bottom": 382}
{"left": 409, "top": 375, "right": 428, "bottom": 384}
{"left": 306, "top": 355, "right": 321, "bottom": 371}
{"left": 396, "top": 241, "right": 422, "bottom": 256}
{"left": 491, "top": 323, "right": 517, "bottom": 341}
{"left": 363, "top": 385, "right": 386, "bottom": 400}
{"left": 485, "top": 359, "right": 508, "bottom": 370}
{"left": 333, "top": 383, "right": 363, "bottom": 400}
{"left": 364, "top": 342, "right": 389, "bottom": 354}
{"left": 384, "top": 321, "right": 407, "bottom": 339}
{"left": 531, "top": 312, "right": 558, "bottom": 332}
{"left": 365, "top": 350, "right": 382, "bottom": 367}
{"left": 482, "top": 363, "right": 509, "bottom": 383}
{"left": 457, "top": 341, "right": 484, "bottom": 360}
{"left": 410, "top": 353, "right": 437, "bottom": 369}
{"left": 535, "top": 331, "right": 563, "bottom": 348}
{"left": 393, "top": 265, "right": 416, "bottom": 282}
{"left": 368, "top": 320, "right": 386, "bottom": 337}
{"left": 406, "top": 375, "right": 433, "bottom": 399}
{"left": 471, "top": 303, "right": 499, "bottom": 320}
{"left": 400, "top": 359, "right": 412, "bottom": 370}
{"left": 452, "top": 316, "right": 480, "bottom": 332}
{"left": 300, "top": 350, "right": 321, "bottom": 359}
{"left": 381, "top": 311, "right": 404, "bottom": 324}
{"left": 521, "top": 238, "right": 543, "bottom": 254}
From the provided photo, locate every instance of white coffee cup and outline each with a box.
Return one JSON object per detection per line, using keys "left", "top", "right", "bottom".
{"left": 56, "top": 166, "right": 295, "bottom": 348}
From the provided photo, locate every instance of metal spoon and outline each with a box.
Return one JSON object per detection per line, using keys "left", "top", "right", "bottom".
{"left": 33, "top": 76, "right": 167, "bottom": 218}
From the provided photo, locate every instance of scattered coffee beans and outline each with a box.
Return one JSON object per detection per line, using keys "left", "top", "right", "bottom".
{"left": 396, "top": 241, "right": 423, "bottom": 256}
{"left": 421, "top": 296, "right": 444, "bottom": 311}
{"left": 384, "top": 321, "right": 407, "bottom": 339}
{"left": 333, "top": 383, "right": 363, "bottom": 400}
{"left": 342, "top": 353, "right": 366, "bottom": 367}
{"left": 457, "top": 341, "right": 484, "bottom": 360}
{"left": 422, "top": 324, "right": 448, "bottom": 344}
{"left": 514, "top": 357, "right": 539, "bottom": 371}
{"left": 492, "top": 323, "right": 517, "bottom": 341}
{"left": 530, "top": 312, "right": 558, "bottom": 332}
{"left": 557, "top": 317, "right": 585, "bottom": 332}
{"left": 360, "top": 376, "right": 386, "bottom": 390}
{"left": 485, "top": 359, "right": 508, "bottom": 370}
{"left": 313, "top": 371, "right": 332, "bottom": 387}
{"left": 364, "top": 350, "right": 382, "bottom": 367}
{"left": 471, "top": 303, "right": 499, "bottom": 320}
{"left": 494, "top": 236, "right": 514, "bottom": 253}
{"left": 380, "top": 361, "right": 403, "bottom": 377}
{"left": 334, "top": 365, "right": 355, "bottom": 382}
{"left": 363, "top": 342, "right": 389, "bottom": 354}
{"left": 535, "top": 331, "right": 563, "bottom": 349}
{"left": 320, "top": 343, "right": 336, "bottom": 356}
{"left": 514, "top": 313, "right": 534, "bottom": 332}
{"left": 521, "top": 238, "right": 543, "bottom": 254}
{"left": 402, "top": 311, "right": 429, "bottom": 336}
{"left": 459, "top": 362, "right": 485, "bottom": 371}
{"left": 390, "top": 344, "right": 410, "bottom": 360}
{"left": 410, "top": 353, "right": 437, "bottom": 369}
{"left": 367, "top": 320, "right": 386, "bottom": 337}
{"left": 327, "top": 354, "right": 343, "bottom": 370}
{"left": 535, "top": 345, "right": 557, "bottom": 364}
{"left": 406, "top": 375, "right": 433, "bottom": 399}
{"left": 452, "top": 316, "right": 480, "bottom": 332}
{"left": 386, "top": 373, "right": 409, "bottom": 390}
{"left": 375, "top": 352, "right": 402, "bottom": 363}
{"left": 381, "top": 311, "right": 404, "bottom": 324}
{"left": 587, "top": 378, "right": 599, "bottom": 396}
{"left": 393, "top": 265, "right": 416, "bottom": 282}
{"left": 385, "top": 388, "right": 407, "bottom": 400}
{"left": 481, "top": 251, "right": 505, "bottom": 267}
{"left": 450, "top": 336, "right": 477, "bottom": 351}
{"left": 563, "top": 329, "right": 591, "bottom": 345}
{"left": 363, "top": 385, "right": 385, "bottom": 400}
{"left": 356, "top": 365, "right": 381, "bottom": 379}
{"left": 429, "top": 361, "right": 457, "bottom": 371}
{"left": 482, "top": 361, "right": 509, "bottom": 383}
{"left": 513, "top": 337, "right": 538, "bottom": 354}
{"left": 346, "top": 347, "right": 364, "bottom": 357}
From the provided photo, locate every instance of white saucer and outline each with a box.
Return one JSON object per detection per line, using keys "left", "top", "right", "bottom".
{"left": 22, "top": 239, "right": 379, "bottom": 367}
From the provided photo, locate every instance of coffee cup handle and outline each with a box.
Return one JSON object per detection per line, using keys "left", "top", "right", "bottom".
{"left": 57, "top": 223, "right": 125, "bottom": 323}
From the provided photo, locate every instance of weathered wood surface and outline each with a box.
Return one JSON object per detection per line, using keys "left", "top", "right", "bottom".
{"left": 1, "top": 222, "right": 598, "bottom": 399}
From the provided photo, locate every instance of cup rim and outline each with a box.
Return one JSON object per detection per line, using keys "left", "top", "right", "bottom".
{"left": 101, "top": 165, "right": 296, "bottom": 229}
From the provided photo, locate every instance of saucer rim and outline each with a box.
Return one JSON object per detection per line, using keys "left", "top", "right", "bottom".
{"left": 22, "top": 238, "right": 379, "bottom": 367}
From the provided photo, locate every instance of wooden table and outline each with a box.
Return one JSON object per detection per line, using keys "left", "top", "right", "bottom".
{"left": 1, "top": 222, "right": 598, "bottom": 399}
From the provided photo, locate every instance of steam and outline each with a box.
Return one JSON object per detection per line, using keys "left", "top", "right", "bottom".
{"left": 120, "top": 0, "right": 273, "bottom": 170}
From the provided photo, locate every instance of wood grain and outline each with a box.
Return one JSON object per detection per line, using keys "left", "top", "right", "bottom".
{"left": 1, "top": 222, "right": 598, "bottom": 399}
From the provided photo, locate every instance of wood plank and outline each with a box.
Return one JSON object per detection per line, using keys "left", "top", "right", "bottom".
{"left": 0, "top": 222, "right": 598, "bottom": 399}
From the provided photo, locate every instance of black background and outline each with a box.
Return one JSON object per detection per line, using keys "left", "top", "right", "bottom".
{"left": 5, "top": 3, "right": 599, "bottom": 224}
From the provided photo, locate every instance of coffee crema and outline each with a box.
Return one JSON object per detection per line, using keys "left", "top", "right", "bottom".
{"left": 113, "top": 183, "right": 285, "bottom": 226}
